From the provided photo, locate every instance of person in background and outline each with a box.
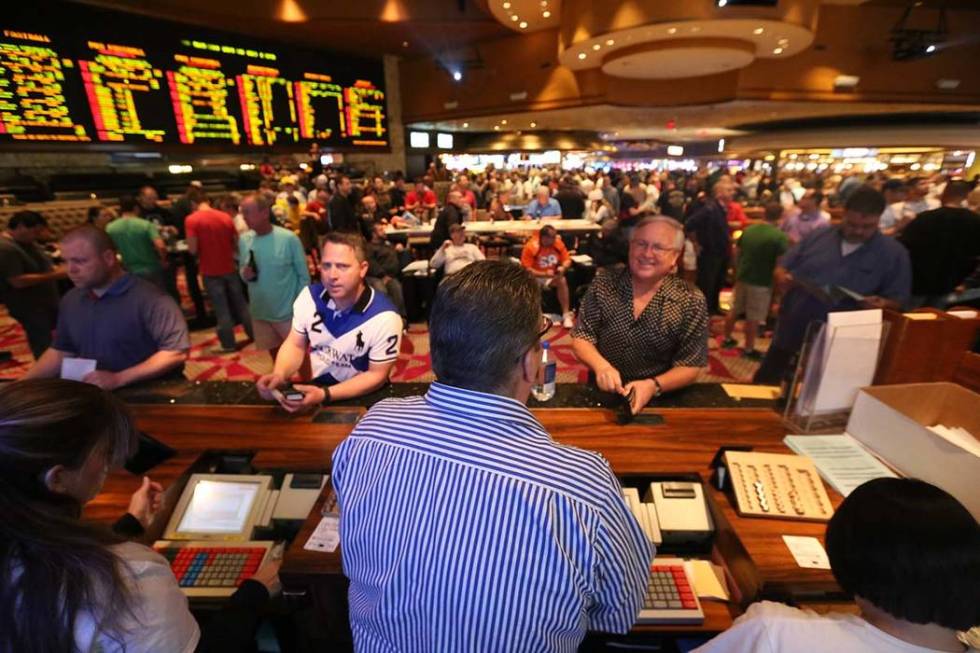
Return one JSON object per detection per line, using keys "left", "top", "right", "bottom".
{"left": 429, "top": 190, "right": 466, "bottom": 248}
{"left": 488, "top": 189, "right": 512, "bottom": 221}
{"left": 555, "top": 176, "right": 586, "bottom": 219}
{"left": 521, "top": 224, "right": 575, "bottom": 328}
{"left": 657, "top": 179, "right": 687, "bottom": 222}
{"left": 0, "top": 379, "right": 281, "bottom": 653}
{"left": 24, "top": 226, "right": 189, "bottom": 389}
{"left": 586, "top": 189, "right": 615, "bottom": 224}
{"left": 880, "top": 178, "right": 907, "bottom": 216}
{"left": 371, "top": 175, "right": 392, "bottom": 216}
{"left": 149, "top": 183, "right": 207, "bottom": 321}
{"left": 524, "top": 185, "right": 562, "bottom": 219}
{"left": 0, "top": 210, "right": 66, "bottom": 359}
{"left": 685, "top": 178, "right": 733, "bottom": 315}
{"left": 879, "top": 176, "right": 938, "bottom": 236}
{"left": 186, "top": 191, "right": 254, "bottom": 353}
{"left": 899, "top": 180, "right": 980, "bottom": 308}
{"left": 966, "top": 186, "right": 980, "bottom": 213}
{"left": 238, "top": 193, "right": 310, "bottom": 369}
{"left": 573, "top": 217, "right": 708, "bottom": 412}
{"left": 754, "top": 186, "right": 911, "bottom": 384}
{"left": 331, "top": 260, "right": 651, "bottom": 651}
{"left": 781, "top": 189, "right": 831, "bottom": 245}
{"left": 328, "top": 175, "right": 358, "bottom": 234}
{"left": 582, "top": 218, "right": 628, "bottom": 271}
{"left": 106, "top": 195, "right": 168, "bottom": 291}
{"left": 365, "top": 221, "right": 408, "bottom": 322}
{"left": 257, "top": 232, "right": 402, "bottom": 411}
{"left": 693, "top": 478, "right": 979, "bottom": 653}
{"left": 430, "top": 223, "right": 485, "bottom": 276}
{"left": 86, "top": 205, "right": 117, "bottom": 230}
{"left": 388, "top": 174, "right": 407, "bottom": 218}
{"left": 357, "top": 193, "right": 383, "bottom": 240}
{"left": 405, "top": 178, "right": 438, "bottom": 223}
{"left": 722, "top": 202, "right": 789, "bottom": 360}
{"left": 456, "top": 173, "right": 478, "bottom": 210}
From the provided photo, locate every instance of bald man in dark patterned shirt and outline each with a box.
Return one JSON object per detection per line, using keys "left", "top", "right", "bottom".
{"left": 572, "top": 216, "right": 709, "bottom": 413}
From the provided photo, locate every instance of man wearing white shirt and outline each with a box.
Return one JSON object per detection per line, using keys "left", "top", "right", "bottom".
{"left": 429, "top": 224, "right": 485, "bottom": 275}
{"left": 879, "top": 177, "right": 938, "bottom": 236}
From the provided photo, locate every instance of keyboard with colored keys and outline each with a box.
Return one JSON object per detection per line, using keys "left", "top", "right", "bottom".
{"left": 637, "top": 559, "right": 705, "bottom": 625}
{"left": 153, "top": 541, "right": 273, "bottom": 598}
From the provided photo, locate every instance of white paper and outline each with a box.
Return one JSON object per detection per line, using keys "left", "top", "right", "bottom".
{"left": 810, "top": 310, "right": 882, "bottom": 413}
{"left": 782, "top": 535, "right": 831, "bottom": 569}
{"left": 686, "top": 560, "right": 730, "bottom": 601}
{"left": 570, "top": 254, "right": 593, "bottom": 265}
{"left": 303, "top": 515, "right": 339, "bottom": 553}
{"left": 401, "top": 260, "right": 430, "bottom": 274}
{"left": 60, "top": 357, "right": 97, "bottom": 382}
{"left": 927, "top": 424, "right": 980, "bottom": 459}
{"left": 783, "top": 433, "right": 897, "bottom": 496}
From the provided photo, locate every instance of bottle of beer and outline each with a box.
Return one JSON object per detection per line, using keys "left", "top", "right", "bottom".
{"left": 248, "top": 249, "right": 258, "bottom": 280}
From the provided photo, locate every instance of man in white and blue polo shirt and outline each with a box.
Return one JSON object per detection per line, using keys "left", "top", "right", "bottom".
{"left": 256, "top": 232, "right": 402, "bottom": 411}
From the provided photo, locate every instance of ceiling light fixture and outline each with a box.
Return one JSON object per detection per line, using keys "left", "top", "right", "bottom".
{"left": 773, "top": 47, "right": 784, "bottom": 55}
{"left": 402, "top": 41, "right": 409, "bottom": 47}
{"left": 667, "top": 27, "right": 677, "bottom": 34}
{"left": 606, "top": 39, "right": 614, "bottom": 46}
{"left": 530, "top": 121, "right": 537, "bottom": 128}
{"left": 592, "top": 44, "right": 601, "bottom": 51}
{"left": 494, "top": 125, "right": 500, "bottom": 131}
{"left": 452, "top": 70, "right": 463, "bottom": 81}
{"left": 462, "top": 122, "right": 469, "bottom": 128}
{"left": 926, "top": 44, "right": 936, "bottom": 53}
{"left": 717, "top": 0, "right": 728, "bottom": 6}
{"left": 540, "top": 0, "right": 547, "bottom": 6}
{"left": 519, "top": 21, "right": 528, "bottom": 28}
{"left": 691, "top": 26, "right": 701, "bottom": 33}
{"left": 578, "top": 52, "right": 587, "bottom": 60}
{"left": 501, "top": 119, "right": 507, "bottom": 125}
{"left": 510, "top": 14, "right": 518, "bottom": 22}
{"left": 753, "top": 27, "right": 764, "bottom": 35}
{"left": 542, "top": 10, "right": 551, "bottom": 17}
{"left": 502, "top": 1, "right": 510, "bottom": 7}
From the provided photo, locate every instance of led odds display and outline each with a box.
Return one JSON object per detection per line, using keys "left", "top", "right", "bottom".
{"left": 0, "top": 4, "right": 389, "bottom": 150}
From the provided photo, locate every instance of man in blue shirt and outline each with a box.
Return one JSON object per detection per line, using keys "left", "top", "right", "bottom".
{"left": 332, "top": 260, "right": 652, "bottom": 652}
{"left": 524, "top": 185, "right": 562, "bottom": 219}
{"left": 754, "top": 186, "right": 911, "bottom": 384}
{"left": 23, "top": 225, "right": 189, "bottom": 389}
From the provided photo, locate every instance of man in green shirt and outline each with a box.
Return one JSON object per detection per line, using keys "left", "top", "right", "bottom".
{"left": 722, "top": 202, "right": 789, "bottom": 359}
{"left": 238, "top": 192, "right": 311, "bottom": 371}
{"left": 106, "top": 195, "right": 168, "bottom": 289}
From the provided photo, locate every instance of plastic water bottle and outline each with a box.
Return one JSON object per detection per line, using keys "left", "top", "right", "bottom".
{"left": 532, "top": 342, "right": 557, "bottom": 402}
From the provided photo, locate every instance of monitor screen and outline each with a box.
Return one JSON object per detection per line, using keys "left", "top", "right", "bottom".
{"left": 176, "top": 479, "right": 261, "bottom": 534}
{"left": 0, "top": 2, "right": 389, "bottom": 150}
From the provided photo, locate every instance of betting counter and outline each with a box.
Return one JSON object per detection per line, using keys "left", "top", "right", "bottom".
{"left": 77, "top": 378, "right": 863, "bottom": 649}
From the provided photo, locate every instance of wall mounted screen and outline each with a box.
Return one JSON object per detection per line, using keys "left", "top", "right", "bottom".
{"left": 0, "top": 2, "right": 389, "bottom": 150}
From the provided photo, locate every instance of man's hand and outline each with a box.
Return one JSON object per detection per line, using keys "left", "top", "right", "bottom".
{"left": 860, "top": 295, "right": 891, "bottom": 310}
{"left": 775, "top": 270, "right": 794, "bottom": 294}
{"left": 624, "top": 378, "right": 657, "bottom": 415}
{"left": 277, "top": 384, "right": 325, "bottom": 414}
{"left": 127, "top": 476, "right": 165, "bottom": 529}
{"left": 250, "top": 559, "right": 282, "bottom": 598}
{"left": 83, "top": 370, "right": 123, "bottom": 390}
{"left": 596, "top": 365, "right": 624, "bottom": 394}
{"left": 442, "top": 240, "right": 452, "bottom": 250}
{"left": 256, "top": 373, "right": 286, "bottom": 400}
{"left": 242, "top": 265, "right": 257, "bottom": 282}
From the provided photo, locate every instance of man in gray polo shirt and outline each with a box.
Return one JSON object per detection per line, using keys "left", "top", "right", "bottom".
{"left": 23, "top": 225, "right": 189, "bottom": 389}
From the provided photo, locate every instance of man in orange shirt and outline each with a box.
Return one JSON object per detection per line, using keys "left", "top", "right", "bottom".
{"left": 521, "top": 224, "right": 574, "bottom": 328}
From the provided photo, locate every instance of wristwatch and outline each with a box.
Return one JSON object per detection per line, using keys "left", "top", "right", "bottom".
{"left": 652, "top": 377, "right": 663, "bottom": 398}
{"left": 322, "top": 386, "right": 332, "bottom": 403}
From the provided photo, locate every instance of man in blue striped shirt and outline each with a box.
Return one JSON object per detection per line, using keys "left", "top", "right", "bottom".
{"left": 332, "top": 260, "right": 652, "bottom": 652}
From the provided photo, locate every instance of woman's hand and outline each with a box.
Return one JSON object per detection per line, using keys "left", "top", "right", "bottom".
{"left": 127, "top": 476, "right": 165, "bottom": 529}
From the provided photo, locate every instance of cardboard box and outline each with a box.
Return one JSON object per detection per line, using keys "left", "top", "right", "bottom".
{"left": 847, "top": 383, "right": 980, "bottom": 519}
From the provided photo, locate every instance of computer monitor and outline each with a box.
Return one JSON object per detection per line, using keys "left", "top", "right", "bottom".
{"left": 163, "top": 474, "right": 273, "bottom": 542}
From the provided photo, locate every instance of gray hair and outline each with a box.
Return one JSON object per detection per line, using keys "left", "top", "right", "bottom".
{"left": 429, "top": 260, "right": 540, "bottom": 393}
{"left": 632, "top": 216, "right": 685, "bottom": 250}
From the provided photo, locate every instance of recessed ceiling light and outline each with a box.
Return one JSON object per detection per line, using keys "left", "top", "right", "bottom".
{"left": 773, "top": 47, "right": 784, "bottom": 55}
{"left": 510, "top": 14, "right": 518, "bottom": 21}
{"left": 578, "top": 52, "right": 587, "bottom": 60}
{"left": 542, "top": 10, "right": 551, "bottom": 17}
{"left": 501, "top": 119, "right": 507, "bottom": 125}
{"left": 402, "top": 40, "right": 409, "bottom": 47}
{"left": 502, "top": 1, "right": 510, "bottom": 7}
{"left": 691, "top": 26, "right": 701, "bottom": 33}
{"left": 530, "top": 121, "right": 537, "bottom": 128}
{"left": 778, "top": 37, "right": 789, "bottom": 45}
{"left": 540, "top": 0, "right": 548, "bottom": 6}
{"left": 753, "top": 27, "right": 764, "bottom": 35}
{"left": 592, "top": 43, "right": 601, "bottom": 51}
{"left": 718, "top": 0, "right": 728, "bottom": 6}
{"left": 519, "top": 21, "right": 528, "bottom": 28}
{"left": 452, "top": 70, "right": 462, "bottom": 81}
{"left": 926, "top": 44, "right": 936, "bottom": 53}
{"left": 462, "top": 122, "right": 469, "bottom": 128}
{"left": 606, "top": 39, "right": 615, "bottom": 46}
{"left": 667, "top": 27, "right": 677, "bottom": 34}
{"left": 494, "top": 125, "right": 500, "bottom": 130}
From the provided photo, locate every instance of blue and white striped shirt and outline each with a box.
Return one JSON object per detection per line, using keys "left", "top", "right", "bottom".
{"left": 332, "top": 382, "right": 653, "bottom": 652}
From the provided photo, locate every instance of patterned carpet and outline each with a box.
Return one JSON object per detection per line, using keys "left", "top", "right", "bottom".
{"left": 0, "top": 303, "right": 768, "bottom": 384}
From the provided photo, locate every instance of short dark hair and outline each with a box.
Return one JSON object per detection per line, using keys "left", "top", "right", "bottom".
{"left": 825, "top": 478, "right": 980, "bottom": 631}
{"left": 844, "top": 185, "right": 886, "bottom": 216}
{"left": 429, "top": 260, "right": 540, "bottom": 393}
{"left": 942, "top": 179, "right": 971, "bottom": 203}
{"left": 763, "top": 202, "right": 783, "bottom": 222}
{"left": 7, "top": 210, "right": 44, "bottom": 230}
{"left": 61, "top": 224, "right": 116, "bottom": 254}
{"left": 118, "top": 195, "right": 139, "bottom": 214}
{"left": 322, "top": 231, "right": 367, "bottom": 262}
{"left": 539, "top": 224, "right": 557, "bottom": 239}
{"left": 882, "top": 178, "right": 905, "bottom": 192}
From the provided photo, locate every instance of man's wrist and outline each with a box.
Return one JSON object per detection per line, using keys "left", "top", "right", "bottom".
{"left": 321, "top": 386, "right": 331, "bottom": 403}
{"left": 651, "top": 376, "right": 663, "bottom": 397}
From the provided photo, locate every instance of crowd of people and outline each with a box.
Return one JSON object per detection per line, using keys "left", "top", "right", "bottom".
{"left": 0, "top": 149, "right": 979, "bottom": 650}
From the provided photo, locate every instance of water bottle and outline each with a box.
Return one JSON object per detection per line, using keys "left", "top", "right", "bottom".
{"left": 531, "top": 341, "right": 556, "bottom": 402}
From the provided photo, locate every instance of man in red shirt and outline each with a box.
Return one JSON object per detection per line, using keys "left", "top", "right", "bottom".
{"left": 405, "top": 179, "right": 438, "bottom": 223}
{"left": 186, "top": 193, "right": 254, "bottom": 352}
{"left": 520, "top": 224, "right": 574, "bottom": 328}
{"left": 456, "top": 174, "right": 478, "bottom": 211}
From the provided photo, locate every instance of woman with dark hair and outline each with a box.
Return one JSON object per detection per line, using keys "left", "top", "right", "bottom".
{"left": 86, "top": 205, "right": 117, "bottom": 230}
{"left": 0, "top": 379, "right": 279, "bottom": 652}
{"left": 694, "top": 478, "right": 979, "bottom": 652}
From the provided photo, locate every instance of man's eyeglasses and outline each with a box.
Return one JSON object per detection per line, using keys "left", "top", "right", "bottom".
{"left": 632, "top": 240, "right": 680, "bottom": 255}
